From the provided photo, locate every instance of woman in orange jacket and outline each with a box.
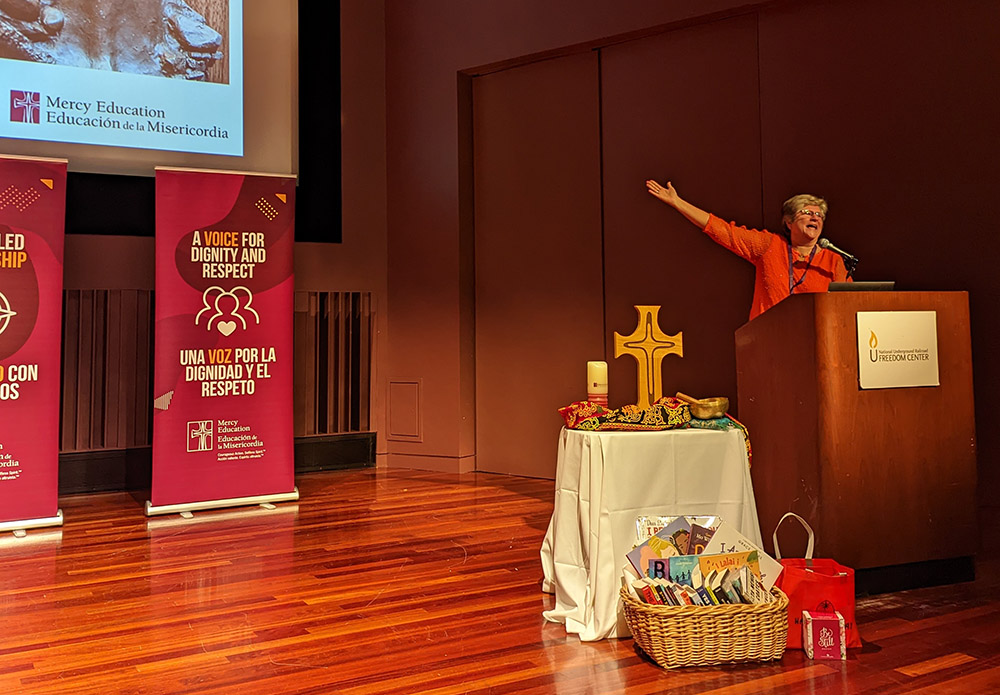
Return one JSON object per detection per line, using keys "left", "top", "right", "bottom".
{"left": 645, "top": 179, "right": 850, "bottom": 320}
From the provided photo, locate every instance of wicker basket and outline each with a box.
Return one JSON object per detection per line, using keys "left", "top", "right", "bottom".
{"left": 620, "top": 586, "right": 789, "bottom": 668}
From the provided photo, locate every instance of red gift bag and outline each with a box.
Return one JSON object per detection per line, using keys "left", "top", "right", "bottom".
{"left": 773, "top": 512, "right": 862, "bottom": 649}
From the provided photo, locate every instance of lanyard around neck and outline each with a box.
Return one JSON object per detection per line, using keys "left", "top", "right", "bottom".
{"left": 787, "top": 242, "right": 818, "bottom": 294}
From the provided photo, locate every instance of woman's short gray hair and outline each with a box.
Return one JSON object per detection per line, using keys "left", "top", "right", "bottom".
{"left": 781, "top": 194, "right": 828, "bottom": 221}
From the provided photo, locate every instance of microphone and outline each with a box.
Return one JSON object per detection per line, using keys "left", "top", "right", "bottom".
{"left": 818, "top": 238, "right": 858, "bottom": 263}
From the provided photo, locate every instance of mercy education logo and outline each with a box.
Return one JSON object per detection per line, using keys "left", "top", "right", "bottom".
{"left": 187, "top": 420, "right": 214, "bottom": 452}
{"left": 8, "top": 88, "right": 229, "bottom": 142}
{"left": 10, "top": 90, "right": 41, "bottom": 124}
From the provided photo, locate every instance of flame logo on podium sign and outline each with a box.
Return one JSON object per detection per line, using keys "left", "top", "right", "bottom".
{"left": 869, "top": 330, "right": 879, "bottom": 363}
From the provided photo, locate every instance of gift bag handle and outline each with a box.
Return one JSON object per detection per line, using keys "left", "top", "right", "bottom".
{"left": 772, "top": 512, "right": 815, "bottom": 562}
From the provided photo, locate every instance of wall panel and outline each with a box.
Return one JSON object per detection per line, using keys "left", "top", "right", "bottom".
{"left": 292, "top": 291, "right": 375, "bottom": 437}
{"left": 60, "top": 289, "right": 153, "bottom": 451}
{"left": 600, "top": 14, "right": 761, "bottom": 408}
{"left": 473, "top": 51, "right": 604, "bottom": 478}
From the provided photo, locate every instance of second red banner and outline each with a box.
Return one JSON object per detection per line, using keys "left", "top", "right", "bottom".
{"left": 151, "top": 167, "right": 297, "bottom": 512}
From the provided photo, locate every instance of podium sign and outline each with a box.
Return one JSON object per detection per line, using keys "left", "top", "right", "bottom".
{"left": 856, "top": 311, "right": 939, "bottom": 389}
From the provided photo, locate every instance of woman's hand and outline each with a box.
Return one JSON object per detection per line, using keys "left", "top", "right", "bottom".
{"left": 646, "top": 179, "right": 711, "bottom": 229}
{"left": 646, "top": 179, "right": 678, "bottom": 207}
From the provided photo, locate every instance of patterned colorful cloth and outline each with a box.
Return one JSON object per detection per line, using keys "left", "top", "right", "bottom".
{"left": 558, "top": 396, "right": 691, "bottom": 431}
{"left": 558, "top": 397, "right": 752, "bottom": 466}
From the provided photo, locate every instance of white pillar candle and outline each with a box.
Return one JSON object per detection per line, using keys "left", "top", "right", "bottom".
{"left": 587, "top": 361, "right": 608, "bottom": 394}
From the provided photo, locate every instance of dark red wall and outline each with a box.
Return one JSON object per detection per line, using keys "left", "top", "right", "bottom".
{"left": 56, "top": 1, "right": 999, "bottom": 539}
{"left": 601, "top": 14, "right": 763, "bottom": 405}
{"left": 382, "top": 0, "right": 741, "bottom": 471}
{"left": 378, "top": 0, "right": 1000, "bottom": 536}
{"left": 472, "top": 52, "right": 605, "bottom": 479}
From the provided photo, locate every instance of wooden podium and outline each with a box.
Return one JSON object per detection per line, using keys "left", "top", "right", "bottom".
{"left": 735, "top": 292, "right": 977, "bottom": 571}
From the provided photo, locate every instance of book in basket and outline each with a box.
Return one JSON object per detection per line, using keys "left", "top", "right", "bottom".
{"left": 626, "top": 517, "right": 691, "bottom": 576}
{"left": 701, "top": 521, "right": 783, "bottom": 590}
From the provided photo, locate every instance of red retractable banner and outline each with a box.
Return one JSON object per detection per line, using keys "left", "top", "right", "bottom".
{"left": 0, "top": 155, "right": 67, "bottom": 529}
{"left": 151, "top": 168, "right": 297, "bottom": 513}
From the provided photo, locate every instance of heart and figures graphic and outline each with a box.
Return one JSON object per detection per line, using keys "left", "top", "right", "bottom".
{"left": 195, "top": 286, "right": 260, "bottom": 335}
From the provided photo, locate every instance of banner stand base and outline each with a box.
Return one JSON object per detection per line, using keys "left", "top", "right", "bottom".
{"left": 145, "top": 488, "right": 300, "bottom": 517}
{"left": 0, "top": 510, "right": 64, "bottom": 534}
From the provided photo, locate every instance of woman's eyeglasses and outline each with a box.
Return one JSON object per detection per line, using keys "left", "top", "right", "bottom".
{"left": 796, "top": 209, "right": 825, "bottom": 220}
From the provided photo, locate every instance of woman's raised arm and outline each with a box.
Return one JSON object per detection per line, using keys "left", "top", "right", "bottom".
{"left": 645, "top": 179, "right": 711, "bottom": 229}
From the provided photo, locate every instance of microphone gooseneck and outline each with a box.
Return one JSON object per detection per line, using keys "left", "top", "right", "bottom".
{"left": 818, "top": 238, "right": 859, "bottom": 277}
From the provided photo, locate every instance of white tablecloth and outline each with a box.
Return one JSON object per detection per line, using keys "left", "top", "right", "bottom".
{"left": 540, "top": 426, "right": 763, "bottom": 641}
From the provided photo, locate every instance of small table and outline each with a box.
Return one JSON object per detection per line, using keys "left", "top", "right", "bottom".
{"left": 540, "top": 426, "right": 763, "bottom": 641}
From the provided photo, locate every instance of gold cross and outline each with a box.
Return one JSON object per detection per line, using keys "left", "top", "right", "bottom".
{"left": 614, "top": 305, "right": 683, "bottom": 409}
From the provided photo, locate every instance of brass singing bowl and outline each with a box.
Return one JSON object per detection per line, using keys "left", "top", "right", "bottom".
{"left": 689, "top": 397, "right": 729, "bottom": 419}
{"left": 675, "top": 392, "right": 730, "bottom": 419}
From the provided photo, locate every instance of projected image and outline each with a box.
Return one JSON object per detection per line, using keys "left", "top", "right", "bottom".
{"left": 0, "top": 0, "right": 229, "bottom": 83}
{"left": 0, "top": 0, "right": 242, "bottom": 156}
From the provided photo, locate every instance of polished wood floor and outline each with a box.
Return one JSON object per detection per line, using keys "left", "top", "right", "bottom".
{"left": 1, "top": 469, "right": 998, "bottom": 694}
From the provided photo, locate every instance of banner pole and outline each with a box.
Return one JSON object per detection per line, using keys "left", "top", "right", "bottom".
{"left": 0, "top": 510, "right": 64, "bottom": 533}
{"left": 145, "top": 488, "right": 299, "bottom": 516}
